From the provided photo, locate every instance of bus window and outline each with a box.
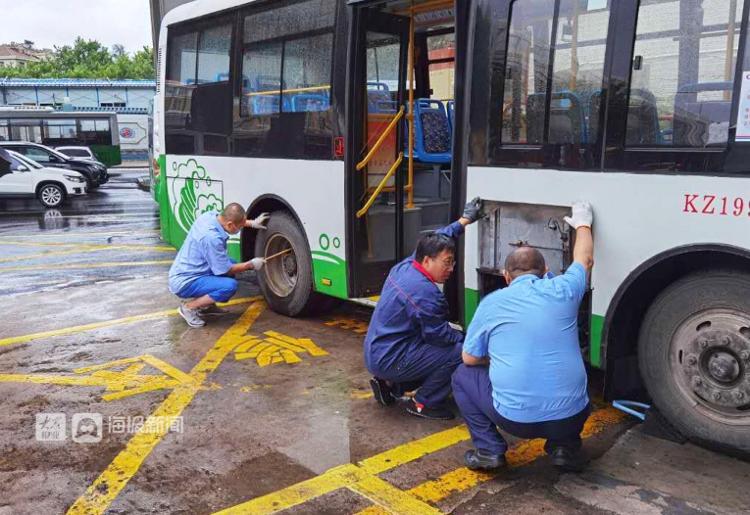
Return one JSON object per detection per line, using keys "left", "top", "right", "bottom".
{"left": 196, "top": 25, "right": 231, "bottom": 84}
{"left": 626, "top": 0, "right": 743, "bottom": 148}
{"left": 502, "top": 0, "right": 611, "bottom": 146}
{"left": 0, "top": 120, "right": 8, "bottom": 141}
{"left": 282, "top": 34, "right": 333, "bottom": 113}
{"left": 241, "top": 42, "right": 283, "bottom": 116}
{"left": 44, "top": 119, "right": 78, "bottom": 141}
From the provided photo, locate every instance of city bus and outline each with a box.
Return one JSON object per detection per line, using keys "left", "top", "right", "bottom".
{"left": 0, "top": 108, "right": 122, "bottom": 166}
{"left": 154, "top": 0, "right": 750, "bottom": 455}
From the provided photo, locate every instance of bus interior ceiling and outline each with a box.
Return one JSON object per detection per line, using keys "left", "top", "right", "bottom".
{"left": 360, "top": 0, "right": 456, "bottom": 263}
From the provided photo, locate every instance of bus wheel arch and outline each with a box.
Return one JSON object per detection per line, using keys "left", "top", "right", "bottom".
{"left": 241, "top": 195, "right": 308, "bottom": 261}
{"left": 603, "top": 244, "right": 750, "bottom": 454}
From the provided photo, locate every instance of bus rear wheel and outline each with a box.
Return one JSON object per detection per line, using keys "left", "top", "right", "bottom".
{"left": 254, "top": 211, "right": 316, "bottom": 317}
{"left": 638, "top": 271, "right": 750, "bottom": 456}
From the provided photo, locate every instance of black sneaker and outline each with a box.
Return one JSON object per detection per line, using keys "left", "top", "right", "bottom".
{"left": 369, "top": 377, "right": 395, "bottom": 406}
{"left": 464, "top": 449, "right": 506, "bottom": 470}
{"left": 551, "top": 446, "right": 586, "bottom": 472}
{"left": 405, "top": 399, "right": 455, "bottom": 420}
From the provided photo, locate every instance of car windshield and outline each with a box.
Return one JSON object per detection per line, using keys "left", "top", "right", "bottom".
{"left": 8, "top": 151, "right": 43, "bottom": 169}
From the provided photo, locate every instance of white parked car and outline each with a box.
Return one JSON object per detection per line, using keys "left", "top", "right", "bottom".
{"left": 0, "top": 150, "right": 87, "bottom": 208}
{"left": 55, "top": 146, "right": 96, "bottom": 161}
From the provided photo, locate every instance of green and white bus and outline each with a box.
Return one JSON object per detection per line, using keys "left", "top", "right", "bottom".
{"left": 154, "top": 0, "right": 750, "bottom": 454}
{"left": 0, "top": 108, "right": 122, "bottom": 166}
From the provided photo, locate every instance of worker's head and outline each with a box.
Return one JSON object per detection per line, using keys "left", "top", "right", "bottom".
{"left": 415, "top": 233, "right": 456, "bottom": 284}
{"left": 503, "top": 246, "right": 546, "bottom": 284}
{"left": 219, "top": 203, "right": 247, "bottom": 235}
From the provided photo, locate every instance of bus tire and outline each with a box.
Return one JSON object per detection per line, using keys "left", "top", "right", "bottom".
{"left": 638, "top": 271, "right": 750, "bottom": 456}
{"left": 254, "top": 210, "right": 316, "bottom": 317}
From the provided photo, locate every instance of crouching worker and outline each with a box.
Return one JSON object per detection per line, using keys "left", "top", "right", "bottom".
{"left": 452, "top": 201, "right": 594, "bottom": 471}
{"left": 364, "top": 198, "right": 484, "bottom": 420}
{"left": 168, "top": 203, "right": 269, "bottom": 328}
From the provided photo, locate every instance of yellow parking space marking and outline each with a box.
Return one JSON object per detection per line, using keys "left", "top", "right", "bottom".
{"left": 354, "top": 407, "right": 628, "bottom": 515}
{"left": 214, "top": 426, "right": 470, "bottom": 514}
{"left": 233, "top": 331, "right": 329, "bottom": 366}
{"left": 324, "top": 317, "right": 370, "bottom": 334}
{"left": 0, "top": 296, "right": 259, "bottom": 348}
{"left": 350, "top": 475, "right": 441, "bottom": 514}
{"left": 216, "top": 407, "right": 625, "bottom": 515}
{"left": 0, "top": 259, "right": 173, "bottom": 273}
{"left": 67, "top": 300, "right": 267, "bottom": 515}
{"left": 0, "top": 244, "right": 175, "bottom": 264}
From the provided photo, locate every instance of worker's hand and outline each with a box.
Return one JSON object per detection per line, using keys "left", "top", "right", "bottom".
{"left": 249, "top": 257, "right": 266, "bottom": 271}
{"left": 249, "top": 212, "right": 270, "bottom": 230}
{"left": 461, "top": 197, "right": 485, "bottom": 224}
{"left": 564, "top": 201, "right": 593, "bottom": 229}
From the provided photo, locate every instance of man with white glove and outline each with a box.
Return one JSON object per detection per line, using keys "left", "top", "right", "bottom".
{"left": 453, "top": 201, "right": 594, "bottom": 472}
{"left": 168, "top": 203, "right": 269, "bottom": 327}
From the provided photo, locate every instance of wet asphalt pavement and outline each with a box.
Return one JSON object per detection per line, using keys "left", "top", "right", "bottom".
{"left": 0, "top": 169, "right": 748, "bottom": 515}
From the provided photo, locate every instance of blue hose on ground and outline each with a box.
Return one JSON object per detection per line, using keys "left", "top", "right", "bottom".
{"left": 612, "top": 400, "right": 651, "bottom": 421}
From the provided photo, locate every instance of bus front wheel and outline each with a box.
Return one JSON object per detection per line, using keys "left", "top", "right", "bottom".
{"left": 253, "top": 211, "right": 316, "bottom": 317}
{"left": 638, "top": 271, "right": 750, "bottom": 456}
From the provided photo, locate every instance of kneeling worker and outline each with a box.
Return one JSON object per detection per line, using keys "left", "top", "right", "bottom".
{"left": 452, "top": 201, "right": 594, "bottom": 471}
{"left": 364, "top": 198, "right": 484, "bottom": 420}
{"left": 169, "top": 203, "right": 268, "bottom": 327}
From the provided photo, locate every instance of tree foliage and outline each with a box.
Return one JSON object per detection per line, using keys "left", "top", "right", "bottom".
{"left": 2, "top": 38, "right": 154, "bottom": 79}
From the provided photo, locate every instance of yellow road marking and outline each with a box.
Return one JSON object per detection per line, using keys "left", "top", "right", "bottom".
{"left": 0, "top": 259, "right": 173, "bottom": 273}
{"left": 214, "top": 426, "right": 470, "bottom": 514}
{"left": 217, "top": 407, "right": 625, "bottom": 515}
{"left": 0, "top": 244, "right": 175, "bottom": 264}
{"left": 0, "top": 296, "right": 259, "bottom": 348}
{"left": 0, "top": 240, "right": 173, "bottom": 250}
{"left": 67, "top": 300, "right": 267, "bottom": 515}
{"left": 355, "top": 407, "right": 628, "bottom": 515}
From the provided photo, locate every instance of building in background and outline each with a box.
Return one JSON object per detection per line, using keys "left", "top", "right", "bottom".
{"left": 0, "top": 41, "right": 52, "bottom": 69}
{"left": 0, "top": 78, "right": 155, "bottom": 161}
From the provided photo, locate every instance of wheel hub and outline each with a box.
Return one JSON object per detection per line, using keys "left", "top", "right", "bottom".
{"left": 673, "top": 312, "right": 750, "bottom": 419}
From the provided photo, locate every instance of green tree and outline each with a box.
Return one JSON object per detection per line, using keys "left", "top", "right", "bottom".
{"left": 1, "top": 38, "right": 154, "bottom": 80}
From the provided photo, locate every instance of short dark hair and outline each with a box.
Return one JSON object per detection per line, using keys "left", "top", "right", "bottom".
{"left": 223, "top": 203, "right": 246, "bottom": 224}
{"left": 415, "top": 232, "right": 456, "bottom": 262}
{"left": 504, "top": 246, "right": 546, "bottom": 280}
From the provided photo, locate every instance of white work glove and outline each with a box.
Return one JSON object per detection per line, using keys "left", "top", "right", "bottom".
{"left": 249, "top": 257, "right": 266, "bottom": 271}
{"left": 564, "top": 201, "right": 593, "bottom": 229}
{"left": 249, "top": 212, "right": 270, "bottom": 230}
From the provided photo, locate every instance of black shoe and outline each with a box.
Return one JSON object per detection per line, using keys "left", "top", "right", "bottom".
{"left": 369, "top": 377, "right": 395, "bottom": 406}
{"left": 464, "top": 449, "right": 506, "bottom": 470}
{"left": 551, "top": 447, "right": 586, "bottom": 472}
{"left": 405, "top": 399, "right": 455, "bottom": 420}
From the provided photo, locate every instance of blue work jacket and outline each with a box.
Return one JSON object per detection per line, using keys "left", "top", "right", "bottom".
{"left": 364, "top": 221, "right": 465, "bottom": 374}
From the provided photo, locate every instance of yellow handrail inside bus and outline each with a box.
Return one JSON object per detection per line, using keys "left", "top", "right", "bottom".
{"left": 243, "top": 85, "right": 332, "bottom": 97}
{"left": 357, "top": 152, "right": 404, "bottom": 218}
{"left": 356, "top": 106, "right": 405, "bottom": 171}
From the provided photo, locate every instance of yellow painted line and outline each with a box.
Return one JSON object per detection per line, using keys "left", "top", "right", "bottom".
{"left": 214, "top": 425, "right": 471, "bottom": 514}
{"left": 349, "top": 475, "right": 441, "bottom": 515}
{"left": 0, "top": 259, "right": 173, "bottom": 273}
{"left": 356, "top": 407, "right": 628, "bottom": 515}
{"left": 0, "top": 245, "right": 175, "bottom": 264}
{"left": 67, "top": 300, "right": 267, "bottom": 515}
{"left": 0, "top": 296, "right": 259, "bottom": 348}
{"left": 0, "top": 240, "right": 174, "bottom": 251}
{"left": 0, "top": 229, "right": 161, "bottom": 239}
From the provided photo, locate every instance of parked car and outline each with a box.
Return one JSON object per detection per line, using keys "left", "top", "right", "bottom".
{"left": 55, "top": 146, "right": 96, "bottom": 161}
{"left": 0, "top": 150, "right": 87, "bottom": 208}
{"left": 0, "top": 141, "right": 108, "bottom": 189}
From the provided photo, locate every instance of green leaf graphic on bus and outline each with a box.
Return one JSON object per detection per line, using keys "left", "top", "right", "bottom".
{"left": 170, "top": 159, "right": 224, "bottom": 234}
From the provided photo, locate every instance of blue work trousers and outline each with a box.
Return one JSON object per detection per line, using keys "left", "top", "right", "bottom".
{"left": 371, "top": 341, "right": 462, "bottom": 407}
{"left": 176, "top": 275, "right": 238, "bottom": 303}
{"left": 452, "top": 364, "right": 591, "bottom": 455}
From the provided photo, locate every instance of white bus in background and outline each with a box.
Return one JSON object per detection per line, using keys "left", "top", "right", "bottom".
{"left": 154, "top": 0, "right": 750, "bottom": 456}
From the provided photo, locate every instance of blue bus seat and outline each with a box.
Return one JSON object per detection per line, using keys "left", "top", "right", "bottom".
{"left": 446, "top": 100, "right": 455, "bottom": 132}
{"left": 290, "top": 93, "right": 330, "bottom": 112}
{"left": 526, "top": 91, "right": 586, "bottom": 144}
{"left": 626, "top": 89, "right": 660, "bottom": 145}
{"left": 674, "top": 82, "right": 732, "bottom": 146}
{"left": 367, "top": 82, "right": 396, "bottom": 113}
{"left": 409, "top": 99, "right": 452, "bottom": 165}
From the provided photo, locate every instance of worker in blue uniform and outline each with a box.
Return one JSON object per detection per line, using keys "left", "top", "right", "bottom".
{"left": 364, "top": 197, "right": 484, "bottom": 420}
{"left": 452, "top": 201, "right": 594, "bottom": 472}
